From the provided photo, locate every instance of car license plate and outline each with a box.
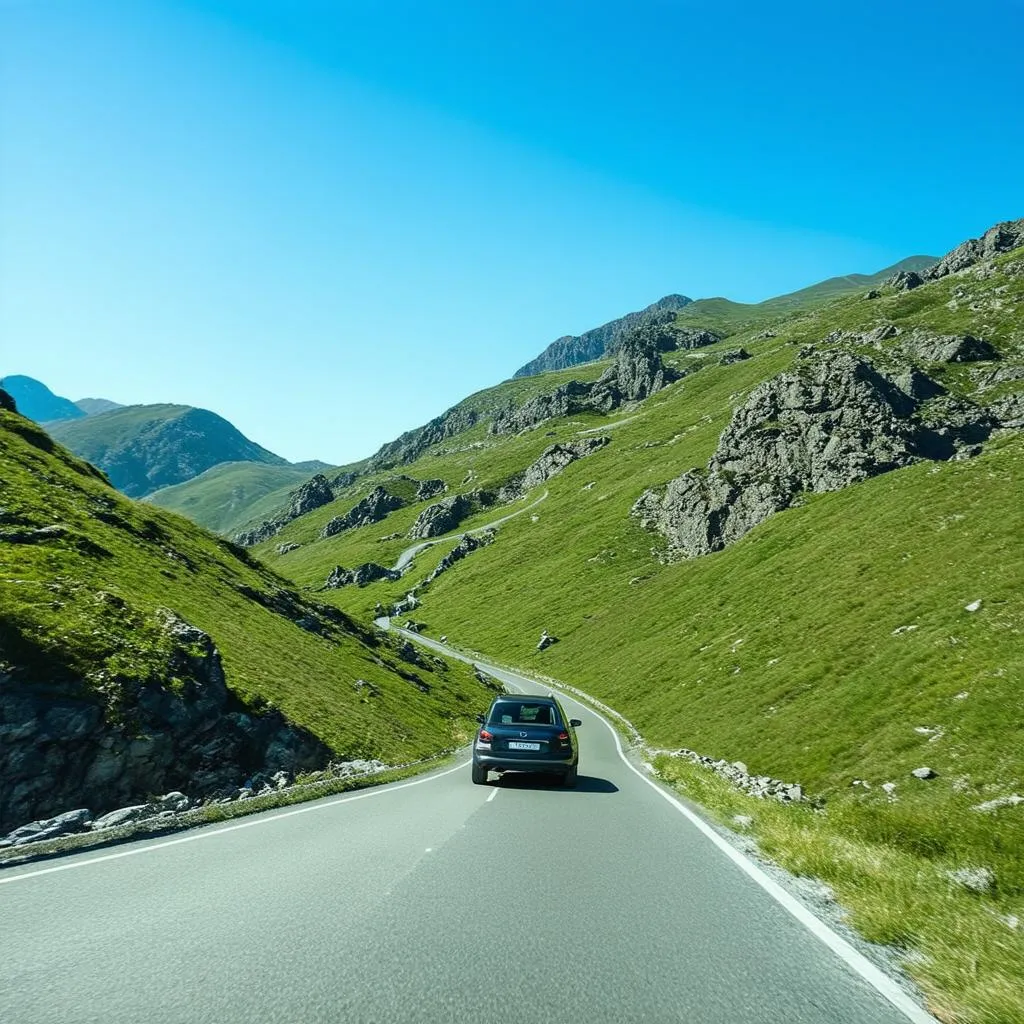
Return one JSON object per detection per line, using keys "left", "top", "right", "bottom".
{"left": 508, "top": 741, "right": 540, "bottom": 751}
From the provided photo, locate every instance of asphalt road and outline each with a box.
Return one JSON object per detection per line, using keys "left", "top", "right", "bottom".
{"left": 0, "top": 658, "right": 933, "bottom": 1024}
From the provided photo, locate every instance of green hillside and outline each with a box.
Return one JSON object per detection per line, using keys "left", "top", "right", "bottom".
{"left": 47, "top": 403, "right": 287, "bottom": 497}
{"left": 146, "top": 461, "right": 332, "bottom": 535}
{"left": 0, "top": 404, "right": 488, "bottom": 827}
{"left": 256, "top": 230, "right": 1024, "bottom": 1022}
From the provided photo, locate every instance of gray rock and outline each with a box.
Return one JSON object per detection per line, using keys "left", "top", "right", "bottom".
{"left": 904, "top": 334, "right": 999, "bottom": 363}
{"left": 321, "top": 486, "right": 406, "bottom": 539}
{"left": 886, "top": 270, "right": 923, "bottom": 291}
{"left": 537, "top": 631, "right": 558, "bottom": 651}
{"left": 91, "top": 804, "right": 156, "bottom": 830}
{"left": 501, "top": 437, "right": 611, "bottom": 500}
{"left": 420, "top": 530, "right": 496, "bottom": 586}
{"left": 323, "top": 562, "right": 401, "bottom": 589}
{"left": 408, "top": 490, "right": 494, "bottom": 539}
{"left": 925, "top": 218, "right": 1024, "bottom": 281}
{"left": 275, "top": 543, "right": 300, "bottom": 555}
{"left": 415, "top": 479, "right": 447, "bottom": 501}
{"left": 718, "top": 348, "right": 750, "bottom": 366}
{"left": 369, "top": 406, "right": 480, "bottom": 469}
{"left": 235, "top": 474, "right": 341, "bottom": 546}
{"left": 732, "top": 814, "right": 754, "bottom": 828}
{"left": 632, "top": 352, "right": 927, "bottom": 558}
{"left": 972, "top": 794, "right": 1023, "bottom": 813}
{"left": 911, "top": 766, "right": 937, "bottom": 779}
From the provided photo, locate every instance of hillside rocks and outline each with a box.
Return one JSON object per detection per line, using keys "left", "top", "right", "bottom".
{"left": 924, "top": 217, "right": 1024, "bottom": 281}
{"left": 235, "top": 472, "right": 346, "bottom": 546}
{"left": 632, "top": 350, "right": 993, "bottom": 559}
{"left": 421, "top": 530, "right": 495, "bottom": 585}
{"left": 493, "top": 337, "right": 678, "bottom": 435}
{"left": 320, "top": 486, "right": 406, "bottom": 539}
{"left": 408, "top": 490, "right": 495, "bottom": 539}
{"left": 369, "top": 406, "right": 480, "bottom": 469}
{"left": 886, "top": 270, "right": 924, "bottom": 291}
{"left": 500, "top": 437, "right": 611, "bottom": 499}
{"left": 416, "top": 478, "right": 447, "bottom": 501}
{"left": 903, "top": 334, "right": 1000, "bottom": 363}
{"left": 658, "top": 749, "right": 806, "bottom": 803}
{"left": 323, "top": 562, "right": 401, "bottom": 589}
{"left": 0, "top": 609, "right": 331, "bottom": 832}
{"left": 514, "top": 295, "right": 692, "bottom": 378}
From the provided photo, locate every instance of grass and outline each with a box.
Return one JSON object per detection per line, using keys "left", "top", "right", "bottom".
{"left": 145, "top": 461, "right": 327, "bottom": 534}
{"left": 255, "top": 244, "right": 1024, "bottom": 1022}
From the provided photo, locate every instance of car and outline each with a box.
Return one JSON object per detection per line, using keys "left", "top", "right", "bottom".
{"left": 471, "top": 694, "right": 582, "bottom": 787}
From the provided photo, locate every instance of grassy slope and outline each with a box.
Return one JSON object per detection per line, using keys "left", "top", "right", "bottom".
{"left": 145, "top": 461, "right": 323, "bottom": 535}
{"left": 0, "top": 411, "right": 489, "bottom": 763}
{"left": 261, "top": 247, "right": 1024, "bottom": 1022}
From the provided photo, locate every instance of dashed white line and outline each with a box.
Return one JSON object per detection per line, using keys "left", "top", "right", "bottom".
{"left": 486, "top": 788, "right": 498, "bottom": 802}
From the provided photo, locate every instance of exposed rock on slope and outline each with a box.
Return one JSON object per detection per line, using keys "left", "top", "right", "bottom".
{"left": 493, "top": 337, "right": 678, "bottom": 434}
{"left": 923, "top": 218, "right": 1024, "bottom": 281}
{"left": 0, "top": 610, "right": 330, "bottom": 830}
{"left": 514, "top": 296, "right": 692, "bottom": 378}
{"left": 320, "top": 486, "right": 407, "bottom": 539}
{"left": 632, "top": 351, "right": 997, "bottom": 559}
{"left": 408, "top": 490, "right": 495, "bottom": 539}
{"left": 369, "top": 406, "right": 480, "bottom": 469}
{"left": 323, "top": 562, "right": 401, "bottom": 589}
{"left": 421, "top": 529, "right": 496, "bottom": 586}
{"left": 501, "top": 437, "right": 611, "bottom": 499}
{"left": 235, "top": 473, "right": 339, "bottom": 545}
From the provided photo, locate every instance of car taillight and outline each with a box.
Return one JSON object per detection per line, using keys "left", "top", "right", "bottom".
{"left": 479, "top": 729, "right": 494, "bottom": 742}
{"left": 558, "top": 732, "right": 569, "bottom": 741}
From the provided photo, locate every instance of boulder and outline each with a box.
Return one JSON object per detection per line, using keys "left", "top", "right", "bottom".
{"left": 320, "top": 487, "right": 406, "bottom": 539}
{"left": 323, "top": 562, "right": 401, "bottom": 589}
{"left": 904, "top": 334, "right": 999, "bottom": 363}
{"left": 421, "top": 530, "right": 496, "bottom": 586}
{"left": 415, "top": 479, "right": 447, "bottom": 501}
{"left": 886, "top": 270, "right": 923, "bottom": 291}
{"left": 408, "top": 490, "right": 494, "bottom": 539}
{"left": 911, "top": 766, "right": 937, "bottom": 780}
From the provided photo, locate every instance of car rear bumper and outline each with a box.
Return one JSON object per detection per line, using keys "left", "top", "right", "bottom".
{"left": 474, "top": 753, "right": 576, "bottom": 773}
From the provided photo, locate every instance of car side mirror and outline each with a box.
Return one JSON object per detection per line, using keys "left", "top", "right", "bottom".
{"left": 475, "top": 714, "right": 485, "bottom": 724}
{"left": 570, "top": 719, "right": 582, "bottom": 727}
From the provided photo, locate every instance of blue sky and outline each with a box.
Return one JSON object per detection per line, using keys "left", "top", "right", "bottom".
{"left": 2, "top": 0, "right": 1022, "bottom": 464}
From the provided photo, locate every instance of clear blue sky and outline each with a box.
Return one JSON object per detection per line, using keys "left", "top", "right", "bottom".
{"left": 2, "top": 0, "right": 1022, "bottom": 464}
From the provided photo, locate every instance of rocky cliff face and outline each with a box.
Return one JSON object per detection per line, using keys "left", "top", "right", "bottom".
{"left": 369, "top": 407, "right": 480, "bottom": 469}
{"left": 513, "top": 296, "right": 692, "bottom": 378}
{"left": 633, "top": 348, "right": 1000, "bottom": 559}
{"left": 320, "top": 486, "right": 408, "bottom": 539}
{"left": 500, "top": 437, "right": 611, "bottom": 500}
{"left": 493, "top": 337, "right": 678, "bottom": 435}
{"left": 923, "top": 218, "right": 1024, "bottom": 281}
{"left": 0, "top": 610, "right": 331, "bottom": 831}
{"left": 408, "top": 490, "right": 495, "bottom": 539}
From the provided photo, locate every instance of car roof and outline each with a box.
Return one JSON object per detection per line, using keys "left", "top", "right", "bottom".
{"left": 489, "top": 694, "right": 559, "bottom": 704}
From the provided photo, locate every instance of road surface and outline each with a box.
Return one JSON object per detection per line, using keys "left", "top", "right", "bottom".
{"left": 0, "top": 656, "right": 933, "bottom": 1024}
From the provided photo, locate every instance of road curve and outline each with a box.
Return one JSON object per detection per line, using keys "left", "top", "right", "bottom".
{"left": 0, "top": 649, "right": 933, "bottom": 1024}
{"left": 392, "top": 489, "right": 548, "bottom": 571}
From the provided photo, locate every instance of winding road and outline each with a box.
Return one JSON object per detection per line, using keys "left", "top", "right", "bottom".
{"left": 0, "top": 646, "right": 934, "bottom": 1024}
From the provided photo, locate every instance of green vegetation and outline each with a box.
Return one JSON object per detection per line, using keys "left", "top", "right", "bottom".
{"left": 47, "top": 403, "right": 286, "bottom": 497}
{"left": 0, "top": 409, "right": 491, "bottom": 765}
{"left": 146, "top": 461, "right": 329, "bottom": 535}
{"left": 257, "top": 243, "right": 1024, "bottom": 1022}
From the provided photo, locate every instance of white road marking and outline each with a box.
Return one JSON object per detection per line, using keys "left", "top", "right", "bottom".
{"left": 0, "top": 759, "right": 471, "bottom": 887}
{"left": 486, "top": 788, "right": 498, "bottom": 802}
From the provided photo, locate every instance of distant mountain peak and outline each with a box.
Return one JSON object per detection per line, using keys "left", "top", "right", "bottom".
{"left": 0, "top": 375, "right": 85, "bottom": 424}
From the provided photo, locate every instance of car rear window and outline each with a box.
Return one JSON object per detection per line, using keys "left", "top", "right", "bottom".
{"left": 489, "top": 701, "right": 560, "bottom": 726}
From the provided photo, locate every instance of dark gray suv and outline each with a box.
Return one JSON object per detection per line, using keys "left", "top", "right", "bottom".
{"left": 472, "top": 694, "right": 581, "bottom": 787}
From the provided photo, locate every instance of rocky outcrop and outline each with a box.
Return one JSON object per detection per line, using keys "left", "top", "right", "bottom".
{"left": 0, "top": 610, "right": 331, "bottom": 832}
{"left": 924, "top": 218, "right": 1024, "bottom": 282}
{"left": 420, "top": 530, "right": 496, "bottom": 586}
{"left": 323, "top": 562, "right": 401, "bottom": 589}
{"left": 415, "top": 478, "right": 447, "bottom": 501}
{"left": 718, "top": 348, "right": 750, "bottom": 366}
{"left": 886, "top": 269, "right": 924, "bottom": 291}
{"left": 369, "top": 406, "right": 480, "bottom": 469}
{"left": 903, "top": 334, "right": 1000, "bottom": 363}
{"left": 320, "top": 486, "right": 406, "bottom": 539}
{"left": 235, "top": 472, "right": 354, "bottom": 547}
{"left": 500, "top": 437, "right": 611, "bottom": 500}
{"left": 514, "top": 296, "right": 692, "bottom": 378}
{"left": 407, "top": 490, "right": 495, "bottom": 539}
{"left": 493, "top": 337, "right": 678, "bottom": 435}
{"left": 632, "top": 351, "right": 995, "bottom": 559}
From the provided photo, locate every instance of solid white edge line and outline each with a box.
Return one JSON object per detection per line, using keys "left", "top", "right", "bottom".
{"left": 494, "top": 664, "right": 936, "bottom": 1024}
{"left": 0, "top": 759, "right": 471, "bottom": 887}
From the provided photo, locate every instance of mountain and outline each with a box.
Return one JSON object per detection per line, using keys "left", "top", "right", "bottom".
{"left": 251, "top": 218, "right": 1024, "bottom": 1022}
{"left": 512, "top": 257, "right": 938, "bottom": 378}
{"left": 145, "top": 461, "right": 338, "bottom": 535}
{"left": 0, "top": 393, "right": 485, "bottom": 832}
{"left": 75, "top": 397, "right": 123, "bottom": 416}
{"left": 47, "top": 403, "right": 288, "bottom": 498}
{"left": 0, "top": 374, "right": 85, "bottom": 423}
{"left": 513, "top": 294, "right": 693, "bottom": 378}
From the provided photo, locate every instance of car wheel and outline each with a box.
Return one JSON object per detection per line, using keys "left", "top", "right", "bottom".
{"left": 471, "top": 763, "right": 489, "bottom": 785}
{"left": 563, "top": 765, "right": 578, "bottom": 788}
